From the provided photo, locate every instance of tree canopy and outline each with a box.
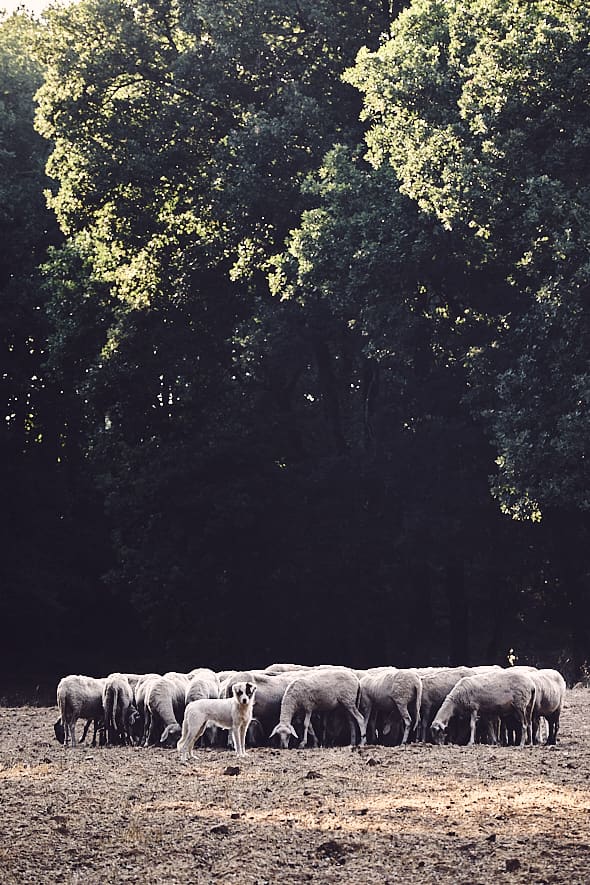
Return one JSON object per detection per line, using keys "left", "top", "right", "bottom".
{"left": 2, "top": 0, "right": 589, "bottom": 686}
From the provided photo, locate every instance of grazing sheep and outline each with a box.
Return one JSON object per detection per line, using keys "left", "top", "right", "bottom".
{"left": 536, "top": 668, "right": 567, "bottom": 744}
{"left": 146, "top": 672, "right": 190, "bottom": 747}
{"left": 53, "top": 716, "right": 101, "bottom": 746}
{"left": 270, "top": 667, "right": 366, "bottom": 749}
{"left": 244, "top": 672, "right": 300, "bottom": 744}
{"left": 56, "top": 675, "right": 107, "bottom": 748}
{"left": 431, "top": 670, "right": 536, "bottom": 747}
{"left": 512, "top": 666, "right": 566, "bottom": 744}
{"left": 133, "top": 673, "right": 160, "bottom": 745}
{"left": 417, "top": 667, "right": 474, "bottom": 742}
{"left": 360, "top": 668, "right": 422, "bottom": 745}
{"left": 103, "top": 673, "right": 138, "bottom": 746}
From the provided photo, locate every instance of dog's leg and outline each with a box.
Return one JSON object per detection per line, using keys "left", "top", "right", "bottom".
{"left": 235, "top": 724, "right": 245, "bottom": 757}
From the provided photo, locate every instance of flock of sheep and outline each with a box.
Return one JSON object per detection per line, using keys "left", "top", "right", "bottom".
{"left": 54, "top": 662, "right": 566, "bottom": 754}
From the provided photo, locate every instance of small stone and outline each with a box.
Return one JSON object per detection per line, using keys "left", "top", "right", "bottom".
{"left": 506, "top": 858, "right": 521, "bottom": 872}
{"left": 224, "top": 765, "right": 240, "bottom": 776}
{"left": 211, "top": 824, "right": 230, "bottom": 835}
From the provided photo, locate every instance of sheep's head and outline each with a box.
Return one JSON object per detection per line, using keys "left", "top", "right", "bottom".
{"left": 160, "top": 722, "right": 182, "bottom": 747}
{"left": 53, "top": 718, "right": 65, "bottom": 744}
{"left": 430, "top": 720, "right": 447, "bottom": 745}
{"left": 270, "top": 723, "right": 298, "bottom": 749}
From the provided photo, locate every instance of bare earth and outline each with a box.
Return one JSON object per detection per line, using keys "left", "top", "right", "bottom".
{"left": 1, "top": 689, "right": 590, "bottom": 884}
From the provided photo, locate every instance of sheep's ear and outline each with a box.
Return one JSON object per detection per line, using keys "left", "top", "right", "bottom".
{"left": 269, "top": 725, "right": 279, "bottom": 738}
{"left": 289, "top": 724, "right": 298, "bottom": 737}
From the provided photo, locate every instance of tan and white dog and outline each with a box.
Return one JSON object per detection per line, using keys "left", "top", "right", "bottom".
{"left": 177, "top": 681, "right": 257, "bottom": 761}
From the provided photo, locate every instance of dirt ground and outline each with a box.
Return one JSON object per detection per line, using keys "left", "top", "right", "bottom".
{"left": 1, "top": 690, "right": 590, "bottom": 885}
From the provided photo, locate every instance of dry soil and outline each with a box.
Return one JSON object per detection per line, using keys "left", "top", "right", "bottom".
{"left": 1, "top": 689, "right": 590, "bottom": 884}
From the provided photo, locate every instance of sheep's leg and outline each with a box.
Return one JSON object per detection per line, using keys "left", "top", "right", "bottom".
{"left": 307, "top": 719, "right": 320, "bottom": 748}
{"left": 299, "top": 711, "right": 313, "bottom": 748}
{"left": 514, "top": 710, "right": 527, "bottom": 747}
{"left": 142, "top": 708, "right": 152, "bottom": 746}
{"left": 147, "top": 713, "right": 161, "bottom": 746}
{"left": 547, "top": 713, "right": 559, "bottom": 745}
{"left": 365, "top": 708, "right": 377, "bottom": 744}
{"left": 78, "top": 719, "right": 91, "bottom": 744}
{"left": 468, "top": 710, "right": 477, "bottom": 745}
{"left": 401, "top": 710, "right": 412, "bottom": 745}
{"left": 418, "top": 709, "right": 429, "bottom": 742}
{"left": 344, "top": 702, "right": 367, "bottom": 746}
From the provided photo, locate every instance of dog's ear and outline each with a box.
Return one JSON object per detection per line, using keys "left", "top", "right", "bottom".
{"left": 289, "top": 724, "right": 298, "bottom": 737}
{"left": 246, "top": 682, "right": 257, "bottom": 696}
{"left": 231, "top": 683, "right": 240, "bottom": 697}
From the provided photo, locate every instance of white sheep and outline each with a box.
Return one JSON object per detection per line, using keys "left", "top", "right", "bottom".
{"left": 535, "top": 668, "right": 566, "bottom": 744}
{"left": 512, "top": 666, "right": 566, "bottom": 744}
{"left": 270, "top": 667, "right": 366, "bottom": 748}
{"left": 359, "top": 668, "right": 422, "bottom": 745}
{"left": 56, "top": 675, "right": 107, "bottom": 748}
{"left": 185, "top": 668, "right": 221, "bottom": 704}
{"left": 103, "top": 673, "right": 138, "bottom": 745}
{"left": 146, "top": 672, "right": 190, "bottom": 746}
{"left": 417, "top": 667, "right": 474, "bottom": 741}
{"left": 132, "top": 673, "right": 160, "bottom": 745}
{"left": 431, "top": 670, "right": 536, "bottom": 746}
{"left": 263, "top": 663, "right": 311, "bottom": 675}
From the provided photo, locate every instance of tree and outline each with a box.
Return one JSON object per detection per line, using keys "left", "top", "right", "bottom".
{"left": 34, "top": 0, "right": 396, "bottom": 659}
{"left": 346, "top": 0, "right": 590, "bottom": 519}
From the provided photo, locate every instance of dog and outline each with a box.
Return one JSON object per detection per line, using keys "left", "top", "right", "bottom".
{"left": 177, "top": 681, "right": 257, "bottom": 762}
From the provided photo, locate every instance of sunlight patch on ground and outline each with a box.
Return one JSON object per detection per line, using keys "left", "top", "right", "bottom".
{"left": 0, "top": 762, "right": 53, "bottom": 781}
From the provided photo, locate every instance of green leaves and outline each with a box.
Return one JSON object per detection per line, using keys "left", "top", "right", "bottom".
{"left": 348, "top": 0, "right": 590, "bottom": 278}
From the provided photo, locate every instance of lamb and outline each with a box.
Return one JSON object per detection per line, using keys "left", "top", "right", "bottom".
{"left": 431, "top": 670, "right": 536, "bottom": 747}
{"left": 103, "top": 673, "right": 138, "bottom": 745}
{"left": 56, "top": 675, "right": 107, "bottom": 748}
{"left": 359, "top": 668, "right": 422, "bottom": 745}
{"left": 145, "top": 672, "right": 190, "bottom": 746}
{"left": 270, "top": 667, "right": 366, "bottom": 748}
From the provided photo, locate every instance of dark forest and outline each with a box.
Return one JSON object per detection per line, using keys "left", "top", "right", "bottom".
{"left": 1, "top": 0, "right": 589, "bottom": 696}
